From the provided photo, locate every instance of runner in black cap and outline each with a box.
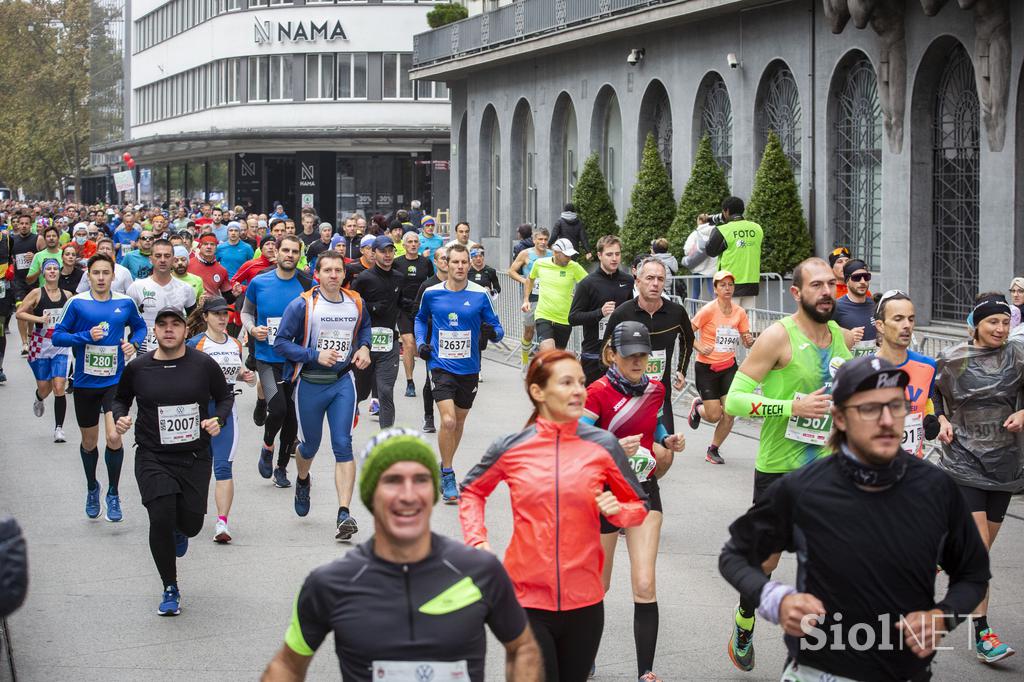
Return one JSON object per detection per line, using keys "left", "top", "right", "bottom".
{"left": 720, "top": 355, "right": 990, "bottom": 681}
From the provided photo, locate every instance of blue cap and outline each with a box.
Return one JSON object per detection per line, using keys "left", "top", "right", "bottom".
{"left": 359, "top": 234, "right": 376, "bottom": 249}
{"left": 372, "top": 235, "right": 396, "bottom": 251}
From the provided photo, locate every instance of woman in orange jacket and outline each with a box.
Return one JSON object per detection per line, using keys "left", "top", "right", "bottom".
{"left": 460, "top": 349, "right": 648, "bottom": 681}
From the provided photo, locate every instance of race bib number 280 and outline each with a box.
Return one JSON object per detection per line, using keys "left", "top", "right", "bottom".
{"left": 84, "top": 344, "right": 117, "bottom": 377}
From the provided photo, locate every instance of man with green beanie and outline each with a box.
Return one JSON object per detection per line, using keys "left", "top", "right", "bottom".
{"left": 262, "top": 428, "right": 542, "bottom": 681}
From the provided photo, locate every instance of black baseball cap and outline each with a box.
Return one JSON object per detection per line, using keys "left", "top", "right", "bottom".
{"left": 831, "top": 356, "right": 908, "bottom": 406}
{"left": 202, "top": 296, "right": 231, "bottom": 313}
{"left": 154, "top": 306, "right": 187, "bottom": 323}
{"left": 611, "top": 321, "right": 652, "bottom": 357}
{"left": 843, "top": 259, "right": 868, "bottom": 281}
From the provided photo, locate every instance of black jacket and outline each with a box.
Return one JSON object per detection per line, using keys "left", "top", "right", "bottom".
{"left": 352, "top": 264, "right": 404, "bottom": 330}
{"left": 569, "top": 268, "right": 635, "bottom": 356}
{"left": 550, "top": 214, "right": 590, "bottom": 254}
{"left": 0, "top": 516, "right": 28, "bottom": 618}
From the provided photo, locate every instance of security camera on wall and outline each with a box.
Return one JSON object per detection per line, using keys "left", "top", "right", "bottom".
{"left": 627, "top": 48, "right": 645, "bottom": 66}
{"left": 727, "top": 52, "right": 739, "bottom": 69}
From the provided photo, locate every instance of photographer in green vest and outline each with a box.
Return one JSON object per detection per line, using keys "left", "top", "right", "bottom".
{"left": 701, "top": 196, "right": 763, "bottom": 310}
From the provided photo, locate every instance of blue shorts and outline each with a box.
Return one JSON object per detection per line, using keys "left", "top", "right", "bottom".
{"left": 29, "top": 355, "right": 69, "bottom": 382}
{"left": 209, "top": 402, "right": 238, "bottom": 481}
{"left": 295, "top": 373, "right": 357, "bottom": 463}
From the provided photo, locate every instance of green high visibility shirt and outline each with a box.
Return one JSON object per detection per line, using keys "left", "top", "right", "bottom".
{"left": 716, "top": 219, "right": 763, "bottom": 286}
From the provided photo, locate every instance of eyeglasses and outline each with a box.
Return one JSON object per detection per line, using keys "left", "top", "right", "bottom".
{"left": 848, "top": 273, "right": 871, "bottom": 282}
{"left": 140, "top": 236, "right": 154, "bottom": 241}
{"left": 843, "top": 399, "right": 910, "bottom": 420}
{"left": 1010, "top": 288, "right": 1024, "bottom": 295}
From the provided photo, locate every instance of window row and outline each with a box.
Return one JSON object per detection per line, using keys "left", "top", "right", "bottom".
{"left": 135, "top": 0, "right": 242, "bottom": 53}
{"left": 136, "top": 58, "right": 242, "bottom": 125}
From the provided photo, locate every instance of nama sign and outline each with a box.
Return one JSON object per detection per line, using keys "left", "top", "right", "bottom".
{"left": 253, "top": 16, "right": 348, "bottom": 44}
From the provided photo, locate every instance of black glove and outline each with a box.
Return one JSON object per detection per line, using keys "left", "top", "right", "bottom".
{"left": 481, "top": 322, "right": 498, "bottom": 342}
{"left": 418, "top": 344, "right": 432, "bottom": 361}
{"left": 923, "top": 414, "right": 940, "bottom": 440}
{"left": 0, "top": 516, "right": 28, "bottom": 618}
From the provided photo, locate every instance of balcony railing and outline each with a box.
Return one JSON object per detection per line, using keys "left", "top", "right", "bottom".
{"left": 413, "top": 0, "right": 675, "bottom": 68}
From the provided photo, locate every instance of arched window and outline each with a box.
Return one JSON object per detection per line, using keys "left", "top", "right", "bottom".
{"left": 756, "top": 62, "right": 802, "bottom": 188}
{"left": 550, "top": 93, "right": 578, "bottom": 211}
{"left": 832, "top": 54, "right": 882, "bottom": 270}
{"left": 931, "top": 44, "right": 979, "bottom": 321}
{"left": 457, "top": 113, "right": 468, "bottom": 220}
{"left": 479, "top": 106, "right": 501, "bottom": 238}
{"left": 511, "top": 100, "right": 536, "bottom": 227}
{"left": 638, "top": 80, "right": 672, "bottom": 178}
{"left": 697, "top": 73, "right": 732, "bottom": 178}
{"left": 591, "top": 86, "right": 623, "bottom": 214}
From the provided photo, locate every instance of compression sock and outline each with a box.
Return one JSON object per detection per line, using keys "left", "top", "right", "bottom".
{"left": 338, "top": 506, "right": 350, "bottom": 517}
{"left": 521, "top": 339, "right": 531, "bottom": 364}
{"left": 80, "top": 446, "right": 99, "bottom": 490}
{"left": 53, "top": 395, "right": 67, "bottom": 427}
{"left": 105, "top": 447, "right": 124, "bottom": 496}
{"left": 736, "top": 603, "right": 756, "bottom": 632}
{"left": 634, "top": 602, "right": 659, "bottom": 676}
{"left": 975, "top": 616, "right": 989, "bottom": 640}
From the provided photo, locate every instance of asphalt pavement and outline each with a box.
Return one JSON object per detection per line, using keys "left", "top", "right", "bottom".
{"left": 1, "top": 345, "right": 1022, "bottom": 681}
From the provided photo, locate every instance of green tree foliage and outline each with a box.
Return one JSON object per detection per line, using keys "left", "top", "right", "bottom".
{"left": 0, "top": 0, "right": 95, "bottom": 197}
{"left": 426, "top": 3, "right": 469, "bottom": 28}
{"left": 667, "top": 135, "right": 731, "bottom": 262}
{"left": 747, "top": 132, "right": 813, "bottom": 274}
{"left": 573, "top": 152, "right": 618, "bottom": 245}
{"left": 621, "top": 133, "right": 676, "bottom": 261}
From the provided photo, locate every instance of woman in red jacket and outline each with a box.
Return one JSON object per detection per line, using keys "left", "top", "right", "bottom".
{"left": 460, "top": 349, "right": 648, "bottom": 681}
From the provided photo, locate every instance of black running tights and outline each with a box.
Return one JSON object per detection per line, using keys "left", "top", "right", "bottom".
{"left": 145, "top": 494, "right": 204, "bottom": 588}
{"left": 526, "top": 602, "right": 604, "bottom": 682}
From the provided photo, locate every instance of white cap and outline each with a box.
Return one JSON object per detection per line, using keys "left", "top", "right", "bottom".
{"left": 552, "top": 238, "right": 578, "bottom": 257}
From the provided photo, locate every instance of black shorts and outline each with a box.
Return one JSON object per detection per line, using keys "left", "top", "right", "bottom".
{"left": 582, "top": 357, "right": 605, "bottom": 386}
{"left": 135, "top": 446, "right": 213, "bottom": 515}
{"left": 397, "top": 309, "right": 416, "bottom": 336}
{"left": 12, "top": 278, "right": 32, "bottom": 304}
{"left": 753, "top": 470, "right": 785, "bottom": 504}
{"left": 73, "top": 385, "right": 117, "bottom": 429}
{"left": 695, "top": 360, "right": 738, "bottom": 401}
{"left": 957, "top": 484, "right": 1012, "bottom": 524}
{"left": 244, "top": 333, "right": 257, "bottom": 371}
{"left": 601, "top": 476, "right": 661, "bottom": 533}
{"left": 535, "top": 319, "right": 572, "bottom": 349}
{"left": 430, "top": 368, "right": 479, "bottom": 410}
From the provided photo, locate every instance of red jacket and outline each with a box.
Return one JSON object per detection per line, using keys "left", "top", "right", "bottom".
{"left": 459, "top": 417, "right": 648, "bottom": 612}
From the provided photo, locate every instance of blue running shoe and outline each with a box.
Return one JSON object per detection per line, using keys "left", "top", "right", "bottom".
{"left": 404, "top": 382, "right": 416, "bottom": 397}
{"left": 258, "top": 446, "right": 273, "bottom": 479}
{"left": 335, "top": 509, "right": 358, "bottom": 541}
{"left": 273, "top": 467, "right": 291, "bottom": 488}
{"left": 174, "top": 530, "right": 189, "bottom": 558}
{"left": 977, "top": 628, "right": 1015, "bottom": 663}
{"left": 369, "top": 399, "right": 380, "bottom": 416}
{"left": 85, "top": 484, "right": 101, "bottom": 519}
{"left": 104, "top": 494, "right": 123, "bottom": 522}
{"left": 441, "top": 470, "right": 459, "bottom": 504}
{"left": 294, "top": 476, "right": 311, "bottom": 517}
{"left": 158, "top": 585, "right": 180, "bottom": 616}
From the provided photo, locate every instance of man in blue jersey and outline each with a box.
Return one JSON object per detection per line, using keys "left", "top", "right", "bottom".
{"left": 274, "top": 252, "right": 373, "bottom": 541}
{"left": 415, "top": 243, "right": 503, "bottom": 503}
{"left": 241, "top": 235, "right": 314, "bottom": 489}
{"left": 53, "top": 254, "right": 147, "bottom": 522}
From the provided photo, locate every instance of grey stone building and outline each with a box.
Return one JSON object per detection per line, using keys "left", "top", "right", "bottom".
{"left": 412, "top": 0, "right": 1023, "bottom": 324}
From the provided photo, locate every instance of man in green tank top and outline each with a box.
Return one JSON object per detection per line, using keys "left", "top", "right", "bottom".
{"left": 703, "top": 196, "right": 763, "bottom": 309}
{"left": 720, "top": 257, "right": 855, "bottom": 673}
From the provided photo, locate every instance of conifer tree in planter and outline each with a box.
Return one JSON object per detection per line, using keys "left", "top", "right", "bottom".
{"left": 667, "top": 135, "right": 731, "bottom": 260}
{"left": 573, "top": 151, "right": 619, "bottom": 247}
{"left": 621, "top": 134, "right": 676, "bottom": 261}
{"left": 747, "top": 132, "right": 813, "bottom": 275}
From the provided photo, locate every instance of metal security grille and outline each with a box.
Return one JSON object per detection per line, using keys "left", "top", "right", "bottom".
{"left": 931, "top": 45, "right": 979, "bottom": 321}
{"left": 833, "top": 57, "right": 882, "bottom": 271}
{"left": 756, "top": 66, "right": 802, "bottom": 188}
{"left": 652, "top": 91, "right": 673, "bottom": 178}
{"left": 700, "top": 77, "right": 732, "bottom": 177}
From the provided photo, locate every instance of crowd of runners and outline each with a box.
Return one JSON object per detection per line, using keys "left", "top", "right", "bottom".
{"left": 1, "top": 196, "right": 1022, "bottom": 681}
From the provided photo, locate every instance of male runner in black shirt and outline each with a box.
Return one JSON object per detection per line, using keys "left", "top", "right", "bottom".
{"left": 719, "top": 356, "right": 989, "bottom": 681}
{"left": 394, "top": 231, "right": 433, "bottom": 398}
{"left": 413, "top": 246, "right": 447, "bottom": 433}
{"left": 113, "top": 306, "right": 234, "bottom": 617}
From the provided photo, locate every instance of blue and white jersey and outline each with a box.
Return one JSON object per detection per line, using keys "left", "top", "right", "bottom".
{"left": 52, "top": 291, "right": 147, "bottom": 389}
{"left": 415, "top": 281, "right": 503, "bottom": 376}
{"left": 245, "top": 269, "right": 311, "bottom": 364}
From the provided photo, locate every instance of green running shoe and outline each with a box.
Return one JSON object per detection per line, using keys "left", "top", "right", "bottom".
{"left": 728, "top": 618, "right": 755, "bottom": 672}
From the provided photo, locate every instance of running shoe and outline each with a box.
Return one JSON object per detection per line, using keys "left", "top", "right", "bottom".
{"left": 294, "top": 476, "right": 311, "bottom": 517}
{"left": 20, "top": 344, "right": 28, "bottom": 357}
{"left": 369, "top": 399, "right": 380, "bottom": 416}
{"left": 213, "top": 519, "right": 232, "bottom": 544}
{"left": 53, "top": 426, "right": 66, "bottom": 443}
{"left": 687, "top": 397, "right": 703, "bottom": 430}
{"left": 405, "top": 382, "right": 416, "bottom": 397}
{"left": 638, "top": 672, "right": 663, "bottom": 682}
{"left": 85, "top": 484, "right": 101, "bottom": 519}
{"left": 253, "top": 398, "right": 267, "bottom": 427}
{"left": 157, "top": 585, "right": 181, "bottom": 616}
{"left": 0, "top": 370, "right": 7, "bottom": 385}
{"left": 33, "top": 395, "right": 44, "bottom": 417}
{"left": 977, "top": 628, "right": 1015, "bottom": 663}
{"left": 258, "top": 446, "right": 274, "bottom": 479}
{"left": 273, "top": 467, "right": 291, "bottom": 488}
{"left": 441, "top": 470, "right": 459, "bottom": 504}
{"left": 706, "top": 448, "right": 725, "bottom": 465}
{"left": 728, "top": 617, "right": 755, "bottom": 672}
{"left": 422, "top": 415, "right": 436, "bottom": 433}
{"left": 104, "top": 494, "right": 123, "bottom": 523}
{"left": 335, "top": 509, "right": 358, "bottom": 541}
{"left": 174, "top": 530, "right": 189, "bottom": 558}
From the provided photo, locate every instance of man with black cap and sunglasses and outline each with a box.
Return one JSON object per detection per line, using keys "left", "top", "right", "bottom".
{"left": 832, "top": 259, "right": 872, "bottom": 355}
{"left": 720, "top": 355, "right": 990, "bottom": 682}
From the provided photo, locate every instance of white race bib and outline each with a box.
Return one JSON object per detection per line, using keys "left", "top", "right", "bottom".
{"left": 84, "top": 344, "right": 117, "bottom": 376}
{"left": 714, "top": 326, "right": 741, "bottom": 354}
{"left": 42, "top": 308, "right": 62, "bottom": 331}
{"left": 143, "top": 326, "right": 157, "bottom": 352}
{"left": 158, "top": 403, "right": 201, "bottom": 445}
{"left": 785, "top": 392, "right": 833, "bottom": 445}
{"left": 371, "top": 327, "right": 394, "bottom": 353}
{"left": 215, "top": 356, "right": 241, "bottom": 384}
{"left": 15, "top": 252, "right": 32, "bottom": 270}
{"left": 316, "top": 328, "right": 352, "bottom": 355}
{"left": 371, "top": 660, "right": 469, "bottom": 682}
{"left": 902, "top": 411, "right": 924, "bottom": 457}
{"left": 438, "top": 330, "right": 472, "bottom": 359}
{"left": 598, "top": 316, "right": 609, "bottom": 339}
{"left": 851, "top": 340, "right": 876, "bottom": 357}
{"left": 265, "top": 316, "right": 281, "bottom": 345}
{"left": 628, "top": 446, "right": 657, "bottom": 483}
{"left": 645, "top": 349, "right": 666, "bottom": 382}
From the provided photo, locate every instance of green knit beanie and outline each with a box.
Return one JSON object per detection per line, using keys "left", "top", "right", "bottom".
{"left": 359, "top": 428, "right": 440, "bottom": 510}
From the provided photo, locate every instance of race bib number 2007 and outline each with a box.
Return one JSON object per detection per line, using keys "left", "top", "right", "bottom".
{"left": 158, "top": 403, "right": 201, "bottom": 445}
